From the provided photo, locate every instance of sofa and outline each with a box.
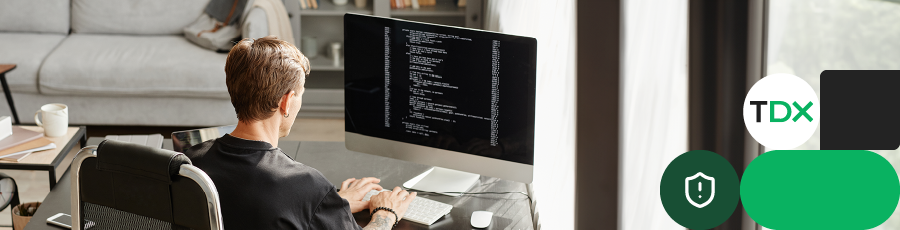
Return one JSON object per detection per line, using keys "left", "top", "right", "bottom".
{"left": 0, "top": 0, "right": 332, "bottom": 126}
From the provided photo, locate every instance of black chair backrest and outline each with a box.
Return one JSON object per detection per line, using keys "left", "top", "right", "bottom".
{"left": 74, "top": 140, "right": 219, "bottom": 230}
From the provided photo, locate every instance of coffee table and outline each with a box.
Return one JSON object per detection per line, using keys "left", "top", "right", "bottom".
{"left": 0, "top": 126, "right": 86, "bottom": 188}
{"left": 0, "top": 64, "right": 18, "bottom": 124}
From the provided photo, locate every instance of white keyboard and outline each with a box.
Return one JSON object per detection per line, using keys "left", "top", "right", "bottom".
{"left": 363, "top": 190, "right": 452, "bottom": 225}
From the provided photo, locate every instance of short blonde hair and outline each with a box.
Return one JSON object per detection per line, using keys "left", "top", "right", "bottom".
{"left": 225, "top": 36, "right": 310, "bottom": 121}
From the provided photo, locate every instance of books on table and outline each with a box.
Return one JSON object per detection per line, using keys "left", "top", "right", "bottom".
{"left": 0, "top": 127, "right": 59, "bottom": 162}
{"left": 0, "top": 127, "right": 43, "bottom": 152}
{"left": 0, "top": 130, "right": 57, "bottom": 162}
{"left": 0, "top": 137, "right": 51, "bottom": 156}
{"left": 0, "top": 142, "right": 55, "bottom": 162}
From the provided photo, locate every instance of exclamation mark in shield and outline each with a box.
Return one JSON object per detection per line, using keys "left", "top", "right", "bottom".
{"left": 699, "top": 182, "right": 702, "bottom": 198}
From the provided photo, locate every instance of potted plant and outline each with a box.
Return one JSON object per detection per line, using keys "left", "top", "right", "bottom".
{"left": 12, "top": 202, "right": 40, "bottom": 230}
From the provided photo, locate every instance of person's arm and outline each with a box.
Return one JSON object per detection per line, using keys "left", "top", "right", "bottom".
{"left": 310, "top": 190, "right": 368, "bottom": 230}
{"left": 363, "top": 210, "right": 396, "bottom": 230}
{"left": 364, "top": 187, "right": 417, "bottom": 230}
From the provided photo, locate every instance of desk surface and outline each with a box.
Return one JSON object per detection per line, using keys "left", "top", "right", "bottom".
{"left": 27, "top": 138, "right": 534, "bottom": 230}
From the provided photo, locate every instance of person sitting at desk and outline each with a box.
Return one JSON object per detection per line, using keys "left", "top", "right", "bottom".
{"left": 185, "top": 36, "right": 416, "bottom": 230}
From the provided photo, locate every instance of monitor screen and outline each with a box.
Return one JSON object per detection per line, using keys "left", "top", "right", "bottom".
{"left": 344, "top": 14, "right": 536, "bottom": 166}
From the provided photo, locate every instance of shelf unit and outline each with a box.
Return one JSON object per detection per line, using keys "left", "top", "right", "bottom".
{"left": 299, "top": 0, "right": 374, "bottom": 16}
{"left": 308, "top": 56, "right": 344, "bottom": 71}
{"left": 390, "top": 0, "right": 466, "bottom": 17}
{"left": 283, "top": 0, "right": 484, "bottom": 118}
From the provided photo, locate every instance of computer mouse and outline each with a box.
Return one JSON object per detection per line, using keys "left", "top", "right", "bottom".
{"left": 470, "top": 211, "right": 493, "bottom": 228}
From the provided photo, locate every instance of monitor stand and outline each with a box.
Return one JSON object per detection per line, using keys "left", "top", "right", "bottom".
{"left": 402, "top": 167, "right": 480, "bottom": 197}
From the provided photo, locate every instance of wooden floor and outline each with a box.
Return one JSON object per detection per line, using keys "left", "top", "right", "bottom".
{"left": 0, "top": 118, "right": 344, "bottom": 228}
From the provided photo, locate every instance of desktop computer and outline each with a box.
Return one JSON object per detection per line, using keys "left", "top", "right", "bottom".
{"left": 344, "top": 13, "right": 537, "bottom": 194}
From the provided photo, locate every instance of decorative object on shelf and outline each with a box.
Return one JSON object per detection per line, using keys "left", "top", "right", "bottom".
{"left": 12, "top": 201, "right": 40, "bottom": 230}
{"left": 355, "top": 0, "right": 367, "bottom": 8}
{"left": 334, "top": 0, "right": 348, "bottom": 6}
{"left": 302, "top": 36, "right": 319, "bottom": 59}
{"left": 329, "top": 42, "right": 342, "bottom": 67}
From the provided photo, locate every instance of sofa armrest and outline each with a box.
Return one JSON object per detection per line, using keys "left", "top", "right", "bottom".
{"left": 242, "top": 7, "right": 269, "bottom": 39}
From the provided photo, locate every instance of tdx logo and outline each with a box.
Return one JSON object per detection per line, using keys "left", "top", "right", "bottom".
{"left": 748, "top": 101, "right": 813, "bottom": 123}
{"left": 743, "top": 74, "right": 819, "bottom": 150}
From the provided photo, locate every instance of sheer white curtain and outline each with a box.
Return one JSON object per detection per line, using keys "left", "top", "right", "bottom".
{"left": 621, "top": 0, "right": 688, "bottom": 229}
{"left": 765, "top": 0, "right": 900, "bottom": 229}
{"left": 486, "top": 0, "right": 575, "bottom": 229}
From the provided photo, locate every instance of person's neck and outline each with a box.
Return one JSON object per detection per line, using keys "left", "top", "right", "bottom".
{"left": 230, "top": 119, "right": 281, "bottom": 147}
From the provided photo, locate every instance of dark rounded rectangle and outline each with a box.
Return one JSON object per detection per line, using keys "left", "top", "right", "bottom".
{"left": 820, "top": 70, "right": 900, "bottom": 150}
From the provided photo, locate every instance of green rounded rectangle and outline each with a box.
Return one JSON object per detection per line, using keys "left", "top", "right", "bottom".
{"left": 742, "top": 150, "right": 900, "bottom": 229}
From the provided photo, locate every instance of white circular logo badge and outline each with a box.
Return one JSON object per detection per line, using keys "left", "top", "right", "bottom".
{"left": 743, "top": 73, "right": 819, "bottom": 150}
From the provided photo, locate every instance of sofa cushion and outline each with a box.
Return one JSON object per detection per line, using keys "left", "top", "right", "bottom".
{"left": 39, "top": 34, "right": 229, "bottom": 99}
{"left": 0, "top": 33, "right": 68, "bottom": 93}
{"left": 0, "top": 0, "right": 70, "bottom": 34}
{"left": 72, "top": 0, "right": 210, "bottom": 35}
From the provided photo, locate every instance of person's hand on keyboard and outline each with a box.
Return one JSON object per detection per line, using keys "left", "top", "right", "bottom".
{"left": 369, "top": 187, "right": 418, "bottom": 225}
{"left": 337, "top": 177, "right": 384, "bottom": 213}
{"left": 363, "top": 189, "right": 451, "bottom": 225}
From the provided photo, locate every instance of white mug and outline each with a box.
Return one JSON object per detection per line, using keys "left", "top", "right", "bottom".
{"left": 34, "top": 103, "right": 68, "bottom": 137}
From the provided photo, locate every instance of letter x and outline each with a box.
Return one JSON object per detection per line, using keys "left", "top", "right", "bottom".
{"left": 792, "top": 101, "right": 813, "bottom": 122}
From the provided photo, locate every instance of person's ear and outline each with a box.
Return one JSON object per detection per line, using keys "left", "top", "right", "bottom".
{"left": 281, "top": 90, "right": 296, "bottom": 115}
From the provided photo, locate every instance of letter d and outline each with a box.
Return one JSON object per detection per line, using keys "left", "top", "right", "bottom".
{"left": 770, "top": 101, "right": 791, "bottom": 122}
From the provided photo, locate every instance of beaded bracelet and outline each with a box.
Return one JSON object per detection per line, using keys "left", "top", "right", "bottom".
{"left": 371, "top": 207, "right": 399, "bottom": 228}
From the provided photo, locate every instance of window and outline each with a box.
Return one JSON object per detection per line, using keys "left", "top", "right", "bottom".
{"left": 767, "top": 0, "right": 900, "bottom": 228}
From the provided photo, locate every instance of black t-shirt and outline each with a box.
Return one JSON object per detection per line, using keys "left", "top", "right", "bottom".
{"left": 185, "top": 134, "right": 363, "bottom": 230}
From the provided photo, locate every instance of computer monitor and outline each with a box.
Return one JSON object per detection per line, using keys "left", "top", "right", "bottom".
{"left": 344, "top": 13, "right": 536, "bottom": 193}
